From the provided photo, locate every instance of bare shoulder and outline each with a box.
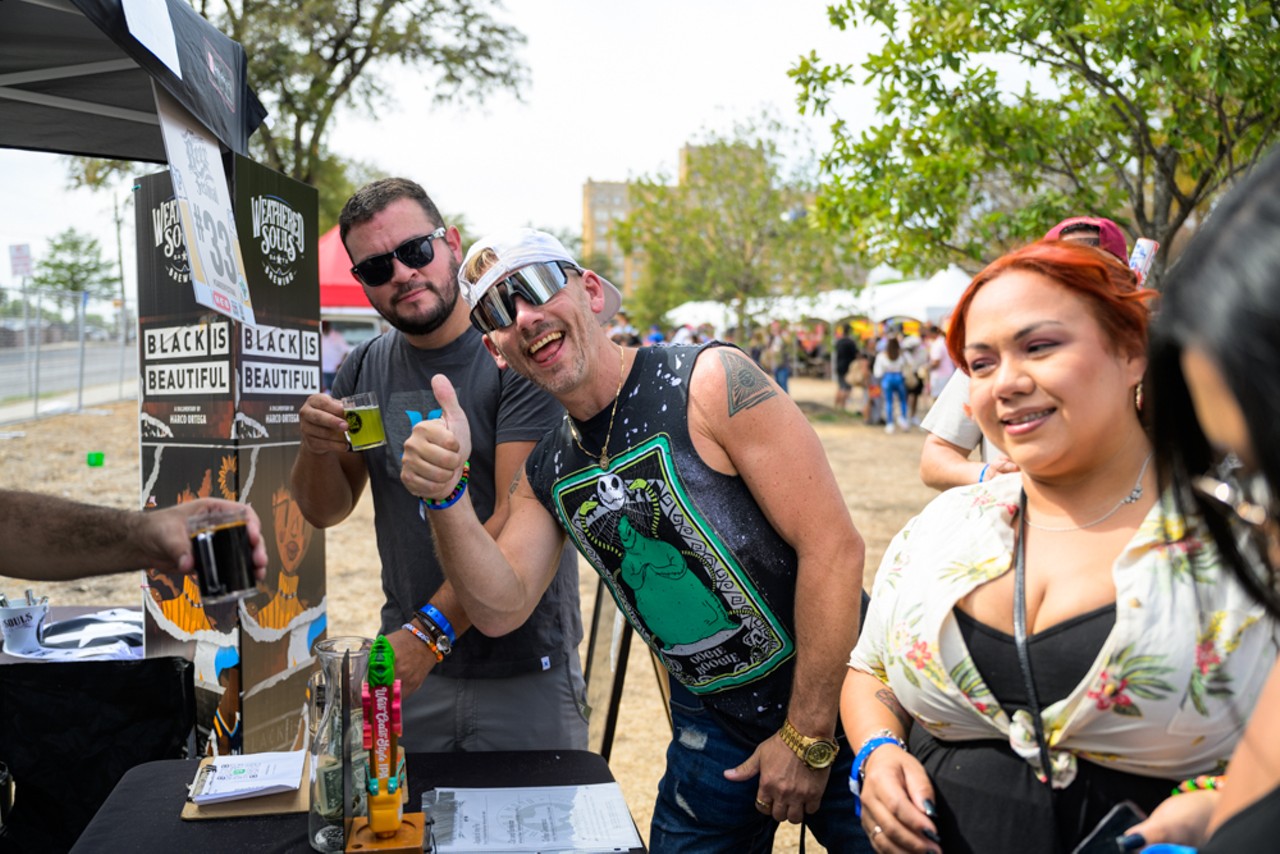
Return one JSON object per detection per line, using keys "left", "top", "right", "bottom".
{"left": 691, "top": 345, "right": 778, "bottom": 418}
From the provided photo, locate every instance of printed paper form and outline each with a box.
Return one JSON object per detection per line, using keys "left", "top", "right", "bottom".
{"left": 189, "top": 749, "right": 306, "bottom": 804}
{"left": 426, "top": 783, "right": 643, "bottom": 852}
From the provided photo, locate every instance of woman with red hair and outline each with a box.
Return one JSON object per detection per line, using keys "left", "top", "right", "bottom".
{"left": 841, "top": 241, "right": 1279, "bottom": 853}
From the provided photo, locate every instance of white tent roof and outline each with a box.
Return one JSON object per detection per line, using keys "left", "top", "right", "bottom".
{"left": 663, "top": 265, "right": 973, "bottom": 330}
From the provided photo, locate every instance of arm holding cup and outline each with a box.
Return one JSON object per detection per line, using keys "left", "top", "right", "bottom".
{"left": 293, "top": 391, "right": 371, "bottom": 528}
{"left": 0, "top": 490, "right": 267, "bottom": 581}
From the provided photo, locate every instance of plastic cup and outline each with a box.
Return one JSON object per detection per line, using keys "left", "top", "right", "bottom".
{"left": 341, "top": 391, "right": 386, "bottom": 451}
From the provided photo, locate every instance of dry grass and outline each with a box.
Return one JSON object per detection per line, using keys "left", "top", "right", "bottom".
{"left": 0, "top": 376, "right": 937, "bottom": 852}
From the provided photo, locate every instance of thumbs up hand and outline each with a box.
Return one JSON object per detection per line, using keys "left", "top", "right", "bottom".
{"left": 401, "top": 374, "right": 473, "bottom": 502}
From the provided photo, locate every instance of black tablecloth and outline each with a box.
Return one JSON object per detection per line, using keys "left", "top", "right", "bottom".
{"left": 71, "top": 750, "right": 645, "bottom": 853}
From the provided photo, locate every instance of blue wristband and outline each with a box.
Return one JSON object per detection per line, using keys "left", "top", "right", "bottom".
{"left": 418, "top": 603, "right": 457, "bottom": 645}
{"left": 849, "top": 734, "right": 906, "bottom": 818}
{"left": 979, "top": 463, "right": 991, "bottom": 482}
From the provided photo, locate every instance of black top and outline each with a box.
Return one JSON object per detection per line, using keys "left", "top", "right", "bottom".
{"left": 954, "top": 602, "right": 1116, "bottom": 712}
{"left": 911, "top": 604, "right": 1176, "bottom": 854}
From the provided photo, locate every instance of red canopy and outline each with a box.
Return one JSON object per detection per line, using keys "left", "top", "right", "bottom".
{"left": 318, "top": 225, "right": 369, "bottom": 309}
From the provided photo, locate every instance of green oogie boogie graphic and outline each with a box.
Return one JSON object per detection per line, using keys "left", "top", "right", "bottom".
{"left": 552, "top": 435, "right": 793, "bottom": 693}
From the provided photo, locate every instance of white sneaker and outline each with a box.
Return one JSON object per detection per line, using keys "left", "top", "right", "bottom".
{"left": 898, "top": 417, "right": 910, "bottom": 432}
{"left": 885, "top": 422, "right": 896, "bottom": 434}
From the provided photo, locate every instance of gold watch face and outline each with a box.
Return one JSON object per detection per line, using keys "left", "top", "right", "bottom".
{"left": 803, "top": 740, "right": 838, "bottom": 769}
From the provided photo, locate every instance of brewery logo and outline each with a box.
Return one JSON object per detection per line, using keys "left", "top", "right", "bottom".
{"left": 182, "top": 129, "right": 218, "bottom": 202}
{"left": 251, "top": 194, "right": 306, "bottom": 287}
{"left": 346, "top": 411, "right": 363, "bottom": 433}
{"left": 202, "top": 38, "right": 237, "bottom": 112}
{"left": 151, "top": 196, "right": 191, "bottom": 284}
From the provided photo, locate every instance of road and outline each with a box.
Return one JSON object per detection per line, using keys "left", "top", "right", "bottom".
{"left": 0, "top": 341, "right": 137, "bottom": 401}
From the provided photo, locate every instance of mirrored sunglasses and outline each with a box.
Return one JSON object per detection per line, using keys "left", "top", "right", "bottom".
{"left": 350, "top": 226, "right": 447, "bottom": 286}
{"left": 469, "top": 261, "right": 579, "bottom": 334}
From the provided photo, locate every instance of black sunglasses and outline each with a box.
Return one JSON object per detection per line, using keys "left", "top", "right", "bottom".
{"left": 469, "top": 261, "right": 580, "bottom": 334}
{"left": 350, "top": 226, "right": 447, "bottom": 286}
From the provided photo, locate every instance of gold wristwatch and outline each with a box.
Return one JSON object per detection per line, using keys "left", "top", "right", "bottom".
{"left": 778, "top": 719, "right": 839, "bottom": 770}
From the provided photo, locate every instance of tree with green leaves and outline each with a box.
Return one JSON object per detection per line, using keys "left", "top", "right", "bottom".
{"left": 792, "top": 0, "right": 1280, "bottom": 285}
{"left": 202, "top": 0, "right": 526, "bottom": 203}
{"left": 614, "top": 117, "right": 858, "bottom": 334}
{"left": 31, "top": 229, "right": 121, "bottom": 301}
{"left": 73, "top": 0, "right": 526, "bottom": 230}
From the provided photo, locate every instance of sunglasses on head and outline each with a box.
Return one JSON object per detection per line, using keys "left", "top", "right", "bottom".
{"left": 470, "top": 261, "right": 580, "bottom": 334}
{"left": 1193, "top": 455, "right": 1274, "bottom": 532}
{"left": 350, "top": 226, "right": 447, "bottom": 287}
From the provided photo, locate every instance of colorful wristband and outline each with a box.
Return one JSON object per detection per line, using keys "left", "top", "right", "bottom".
{"left": 979, "top": 463, "right": 991, "bottom": 483}
{"left": 422, "top": 461, "right": 470, "bottom": 510}
{"left": 418, "top": 603, "right": 457, "bottom": 645}
{"left": 402, "top": 621, "right": 444, "bottom": 662}
{"left": 1171, "top": 774, "right": 1225, "bottom": 796}
{"left": 849, "top": 731, "right": 907, "bottom": 818}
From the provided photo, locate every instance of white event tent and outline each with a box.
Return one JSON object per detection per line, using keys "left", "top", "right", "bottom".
{"left": 664, "top": 265, "right": 973, "bottom": 333}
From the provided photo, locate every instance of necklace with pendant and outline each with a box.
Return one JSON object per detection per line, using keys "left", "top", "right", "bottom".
{"left": 570, "top": 343, "right": 626, "bottom": 468}
{"left": 1025, "top": 452, "right": 1154, "bottom": 532}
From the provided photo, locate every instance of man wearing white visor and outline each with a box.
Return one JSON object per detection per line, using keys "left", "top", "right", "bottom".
{"left": 292, "top": 182, "right": 587, "bottom": 754}
{"left": 401, "top": 228, "right": 871, "bottom": 852}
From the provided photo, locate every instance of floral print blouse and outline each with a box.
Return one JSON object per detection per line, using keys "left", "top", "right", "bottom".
{"left": 849, "top": 474, "right": 1280, "bottom": 787}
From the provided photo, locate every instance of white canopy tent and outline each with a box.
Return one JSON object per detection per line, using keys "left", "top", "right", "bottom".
{"left": 663, "top": 265, "right": 973, "bottom": 334}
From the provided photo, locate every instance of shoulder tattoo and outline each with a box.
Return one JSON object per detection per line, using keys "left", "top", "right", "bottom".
{"left": 717, "top": 348, "right": 777, "bottom": 416}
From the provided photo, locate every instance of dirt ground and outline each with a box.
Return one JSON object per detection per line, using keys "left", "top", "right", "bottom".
{"left": 0, "top": 375, "right": 937, "bottom": 852}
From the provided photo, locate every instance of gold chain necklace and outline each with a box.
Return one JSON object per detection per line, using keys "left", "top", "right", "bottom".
{"left": 570, "top": 343, "right": 626, "bottom": 468}
{"left": 1025, "top": 452, "right": 1153, "bottom": 532}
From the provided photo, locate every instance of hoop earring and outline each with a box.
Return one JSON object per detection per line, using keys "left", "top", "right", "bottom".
{"left": 1134, "top": 381, "right": 1144, "bottom": 413}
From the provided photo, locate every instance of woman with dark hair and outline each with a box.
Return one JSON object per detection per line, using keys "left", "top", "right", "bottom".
{"left": 1124, "top": 147, "right": 1280, "bottom": 852}
{"left": 874, "top": 335, "right": 910, "bottom": 433}
{"left": 843, "top": 240, "right": 1279, "bottom": 853}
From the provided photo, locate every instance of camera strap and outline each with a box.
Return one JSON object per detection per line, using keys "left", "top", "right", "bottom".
{"left": 1015, "top": 490, "right": 1056, "bottom": 787}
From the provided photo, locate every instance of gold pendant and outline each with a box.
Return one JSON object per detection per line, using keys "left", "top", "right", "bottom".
{"left": 599, "top": 454, "right": 609, "bottom": 468}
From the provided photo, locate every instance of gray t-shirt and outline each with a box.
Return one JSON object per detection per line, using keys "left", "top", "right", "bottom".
{"left": 332, "top": 326, "right": 582, "bottom": 678}
{"left": 919, "top": 372, "right": 1002, "bottom": 462}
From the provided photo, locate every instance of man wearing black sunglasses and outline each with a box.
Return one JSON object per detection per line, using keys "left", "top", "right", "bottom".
{"left": 401, "top": 228, "right": 870, "bottom": 852}
{"left": 290, "top": 180, "right": 587, "bottom": 755}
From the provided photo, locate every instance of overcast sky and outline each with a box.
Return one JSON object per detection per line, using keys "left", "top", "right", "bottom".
{"left": 0, "top": 0, "right": 881, "bottom": 295}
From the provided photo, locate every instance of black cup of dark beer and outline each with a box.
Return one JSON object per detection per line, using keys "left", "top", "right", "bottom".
{"left": 187, "top": 508, "right": 256, "bottom": 602}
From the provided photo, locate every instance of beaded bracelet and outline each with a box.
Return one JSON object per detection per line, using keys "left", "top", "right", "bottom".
{"left": 402, "top": 621, "right": 444, "bottom": 662}
{"left": 1171, "top": 775, "right": 1225, "bottom": 796}
{"left": 422, "top": 461, "right": 470, "bottom": 510}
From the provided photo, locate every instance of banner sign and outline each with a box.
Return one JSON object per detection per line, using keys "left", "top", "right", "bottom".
{"left": 154, "top": 84, "right": 255, "bottom": 326}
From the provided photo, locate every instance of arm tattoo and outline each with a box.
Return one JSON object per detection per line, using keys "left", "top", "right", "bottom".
{"left": 508, "top": 469, "right": 522, "bottom": 497}
{"left": 875, "top": 688, "right": 912, "bottom": 731}
{"left": 717, "top": 349, "right": 776, "bottom": 416}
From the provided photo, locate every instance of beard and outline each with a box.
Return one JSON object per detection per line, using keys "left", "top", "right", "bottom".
{"left": 376, "top": 255, "right": 461, "bottom": 336}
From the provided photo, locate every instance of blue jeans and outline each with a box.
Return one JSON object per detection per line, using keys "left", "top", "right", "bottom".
{"left": 774, "top": 365, "right": 791, "bottom": 393}
{"left": 881, "top": 373, "right": 907, "bottom": 423}
{"left": 650, "top": 683, "right": 870, "bottom": 853}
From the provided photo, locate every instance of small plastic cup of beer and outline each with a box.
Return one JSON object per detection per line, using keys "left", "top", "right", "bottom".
{"left": 187, "top": 506, "right": 258, "bottom": 603}
{"left": 341, "top": 391, "right": 386, "bottom": 452}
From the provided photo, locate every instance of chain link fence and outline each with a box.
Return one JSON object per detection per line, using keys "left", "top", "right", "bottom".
{"left": 0, "top": 286, "right": 137, "bottom": 425}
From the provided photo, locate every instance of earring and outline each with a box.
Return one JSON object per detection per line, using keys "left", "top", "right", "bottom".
{"left": 1134, "top": 381, "right": 1144, "bottom": 413}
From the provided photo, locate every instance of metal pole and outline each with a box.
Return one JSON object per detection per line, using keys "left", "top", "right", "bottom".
{"left": 115, "top": 193, "right": 128, "bottom": 398}
{"left": 76, "top": 290, "right": 88, "bottom": 411}
{"left": 32, "top": 289, "right": 42, "bottom": 419}
{"left": 21, "top": 276, "right": 31, "bottom": 396}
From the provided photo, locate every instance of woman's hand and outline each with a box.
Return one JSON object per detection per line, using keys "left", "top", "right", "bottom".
{"left": 1122, "top": 791, "right": 1218, "bottom": 850}
{"left": 860, "top": 745, "right": 942, "bottom": 853}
